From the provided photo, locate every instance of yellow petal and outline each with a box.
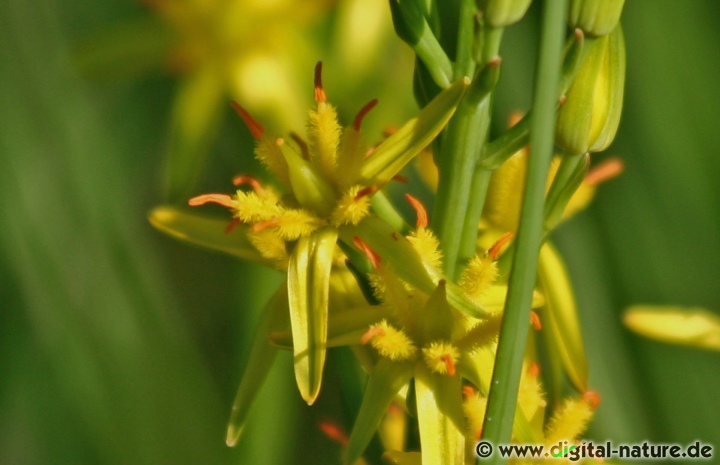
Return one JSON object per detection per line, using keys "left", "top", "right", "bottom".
{"left": 624, "top": 306, "right": 720, "bottom": 351}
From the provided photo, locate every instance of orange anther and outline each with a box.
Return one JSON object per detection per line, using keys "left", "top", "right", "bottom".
{"left": 354, "top": 186, "right": 378, "bottom": 200}
{"left": 314, "top": 61, "right": 327, "bottom": 103}
{"left": 507, "top": 112, "right": 524, "bottom": 129}
{"left": 392, "top": 175, "right": 408, "bottom": 184}
{"left": 289, "top": 132, "right": 310, "bottom": 160}
{"left": 441, "top": 354, "right": 456, "bottom": 376}
{"left": 353, "top": 237, "right": 381, "bottom": 269}
{"left": 360, "top": 325, "right": 385, "bottom": 345}
{"left": 188, "top": 193, "right": 235, "bottom": 209}
{"left": 364, "top": 146, "right": 377, "bottom": 159}
{"left": 405, "top": 193, "right": 428, "bottom": 229}
{"left": 353, "top": 99, "right": 378, "bottom": 131}
{"left": 528, "top": 362, "right": 541, "bottom": 378}
{"left": 225, "top": 218, "right": 241, "bottom": 234}
{"left": 488, "top": 232, "right": 514, "bottom": 260}
{"left": 585, "top": 158, "right": 624, "bottom": 186}
{"left": 583, "top": 390, "right": 601, "bottom": 409}
{"left": 382, "top": 126, "right": 398, "bottom": 138}
{"left": 319, "top": 421, "right": 349, "bottom": 446}
{"left": 251, "top": 218, "right": 280, "bottom": 233}
{"left": 230, "top": 101, "right": 265, "bottom": 139}
{"left": 388, "top": 403, "right": 403, "bottom": 417}
{"left": 530, "top": 310, "right": 542, "bottom": 331}
{"left": 462, "top": 385, "right": 476, "bottom": 399}
{"left": 558, "top": 95, "right": 567, "bottom": 107}
{"left": 232, "top": 175, "right": 265, "bottom": 194}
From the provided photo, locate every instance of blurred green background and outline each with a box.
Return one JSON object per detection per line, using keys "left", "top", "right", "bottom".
{"left": 1, "top": 1, "right": 718, "bottom": 464}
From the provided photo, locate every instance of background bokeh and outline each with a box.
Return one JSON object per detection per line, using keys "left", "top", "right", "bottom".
{"left": 1, "top": 1, "right": 718, "bottom": 464}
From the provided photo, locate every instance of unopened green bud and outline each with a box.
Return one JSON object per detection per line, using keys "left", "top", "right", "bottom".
{"left": 477, "top": 0, "right": 532, "bottom": 28}
{"left": 569, "top": 0, "right": 625, "bottom": 37}
{"left": 555, "top": 25, "right": 625, "bottom": 155}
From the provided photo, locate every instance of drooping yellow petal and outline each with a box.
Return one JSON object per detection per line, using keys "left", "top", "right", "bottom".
{"left": 517, "top": 364, "right": 547, "bottom": 422}
{"left": 247, "top": 229, "right": 289, "bottom": 270}
{"left": 624, "top": 306, "right": 720, "bottom": 351}
{"left": 461, "top": 389, "right": 487, "bottom": 441}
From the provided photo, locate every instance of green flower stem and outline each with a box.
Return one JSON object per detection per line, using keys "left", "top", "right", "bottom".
{"left": 480, "top": 1, "right": 568, "bottom": 461}
{"left": 479, "top": 114, "right": 531, "bottom": 169}
{"left": 455, "top": 167, "right": 492, "bottom": 277}
{"left": 432, "top": 31, "right": 502, "bottom": 280}
{"left": 431, "top": 98, "right": 492, "bottom": 280}
{"left": 455, "top": 0, "right": 478, "bottom": 79}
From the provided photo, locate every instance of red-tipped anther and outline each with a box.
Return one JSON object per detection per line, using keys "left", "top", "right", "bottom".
{"left": 462, "top": 385, "right": 476, "bottom": 399}
{"left": 361, "top": 325, "right": 385, "bottom": 345}
{"left": 353, "top": 236, "right": 381, "bottom": 269}
{"left": 392, "top": 175, "right": 408, "bottom": 184}
{"left": 230, "top": 101, "right": 265, "bottom": 139}
{"left": 405, "top": 193, "right": 428, "bottom": 229}
{"left": 507, "top": 112, "right": 524, "bottom": 129}
{"left": 251, "top": 218, "right": 280, "bottom": 233}
{"left": 583, "top": 390, "right": 601, "bottom": 410}
{"left": 232, "top": 175, "right": 265, "bottom": 194}
{"left": 382, "top": 126, "right": 398, "bottom": 138}
{"left": 441, "top": 354, "right": 456, "bottom": 376}
{"left": 188, "top": 193, "right": 235, "bottom": 208}
{"left": 528, "top": 362, "right": 541, "bottom": 378}
{"left": 289, "top": 132, "right": 311, "bottom": 160}
{"left": 314, "top": 61, "right": 327, "bottom": 103}
{"left": 530, "top": 310, "right": 542, "bottom": 331}
{"left": 488, "top": 232, "right": 514, "bottom": 260}
{"left": 225, "top": 218, "right": 241, "bottom": 234}
{"left": 353, "top": 99, "right": 378, "bottom": 131}
{"left": 354, "top": 186, "right": 378, "bottom": 200}
{"left": 388, "top": 403, "right": 403, "bottom": 417}
{"left": 319, "top": 421, "right": 349, "bottom": 446}
{"left": 585, "top": 158, "right": 624, "bottom": 186}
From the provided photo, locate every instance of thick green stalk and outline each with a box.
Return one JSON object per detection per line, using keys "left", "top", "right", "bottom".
{"left": 432, "top": 27, "right": 501, "bottom": 280}
{"left": 480, "top": 1, "right": 568, "bottom": 462}
{"left": 431, "top": 98, "right": 491, "bottom": 280}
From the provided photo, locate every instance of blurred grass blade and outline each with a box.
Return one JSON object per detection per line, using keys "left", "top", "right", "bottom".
{"left": 347, "top": 358, "right": 414, "bottom": 465}
{"left": 624, "top": 306, "right": 720, "bottom": 351}
{"left": 164, "top": 63, "right": 225, "bottom": 201}
{"left": 414, "top": 365, "right": 464, "bottom": 465}
{"left": 537, "top": 243, "right": 588, "bottom": 392}
{"left": 75, "top": 18, "right": 175, "bottom": 79}
{"left": 226, "top": 284, "right": 289, "bottom": 446}
{"left": 149, "top": 205, "right": 271, "bottom": 265}
{"left": 287, "top": 228, "right": 338, "bottom": 405}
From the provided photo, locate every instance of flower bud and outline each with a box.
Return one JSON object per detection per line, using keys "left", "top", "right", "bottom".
{"left": 555, "top": 25, "right": 625, "bottom": 155}
{"left": 568, "top": 0, "right": 625, "bottom": 37}
{"left": 477, "top": 0, "right": 532, "bottom": 28}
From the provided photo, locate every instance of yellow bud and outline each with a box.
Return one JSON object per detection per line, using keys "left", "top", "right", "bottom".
{"left": 569, "top": 0, "right": 625, "bottom": 37}
{"left": 555, "top": 25, "right": 625, "bottom": 155}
